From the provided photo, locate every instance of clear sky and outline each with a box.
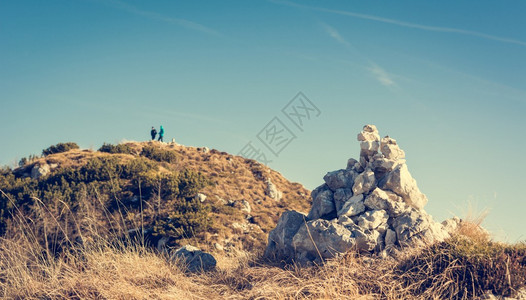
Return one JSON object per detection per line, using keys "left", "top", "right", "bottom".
{"left": 1, "top": 0, "right": 525, "bottom": 242}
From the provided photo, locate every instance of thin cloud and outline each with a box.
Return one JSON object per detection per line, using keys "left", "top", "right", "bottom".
{"left": 97, "top": 0, "right": 221, "bottom": 37}
{"left": 320, "top": 22, "right": 351, "bottom": 48}
{"left": 270, "top": 0, "right": 526, "bottom": 47}
{"left": 367, "top": 63, "right": 396, "bottom": 87}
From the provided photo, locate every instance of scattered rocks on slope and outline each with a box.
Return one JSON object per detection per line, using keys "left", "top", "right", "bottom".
{"left": 264, "top": 125, "right": 459, "bottom": 265}
{"left": 265, "top": 178, "right": 283, "bottom": 201}
{"left": 172, "top": 245, "right": 216, "bottom": 273}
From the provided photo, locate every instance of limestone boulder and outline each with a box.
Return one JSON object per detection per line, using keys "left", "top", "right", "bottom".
{"left": 307, "top": 187, "right": 336, "bottom": 220}
{"left": 380, "top": 136, "right": 405, "bottom": 160}
{"left": 337, "top": 194, "right": 365, "bottom": 217}
{"left": 264, "top": 210, "right": 307, "bottom": 261}
{"left": 333, "top": 188, "right": 353, "bottom": 212}
{"left": 31, "top": 163, "right": 50, "bottom": 179}
{"left": 292, "top": 219, "right": 355, "bottom": 264}
{"left": 356, "top": 210, "right": 388, "bottom": 231}
{"left": 352, "top": 169, "right": 376, "bottom": 195}
{"left": 357, "top": 124, "right": 380, "bottom": 141}
{"left": 364, "top": 188, "right": 411, "bottom": 217}
{"left": 323, "top": 169, "right": 354, "bottom": 191}
{"left": 380, "top": 164, "right": 428, "bottom": 209}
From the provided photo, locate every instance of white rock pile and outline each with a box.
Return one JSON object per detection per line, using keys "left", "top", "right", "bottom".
{"left": 264, "top": 125, "right": 459, "bottom": 265}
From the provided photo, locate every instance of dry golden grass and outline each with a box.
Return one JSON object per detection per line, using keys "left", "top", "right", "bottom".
{"left": 1, "top": 207, "right": 525, "bottom": 300}
{"left": 4, "top": 143, "right": 525, "bottom": 299}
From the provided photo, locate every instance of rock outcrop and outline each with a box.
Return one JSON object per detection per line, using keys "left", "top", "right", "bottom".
{"left": 264, "top": 125, "right": 459, "bottom": 265}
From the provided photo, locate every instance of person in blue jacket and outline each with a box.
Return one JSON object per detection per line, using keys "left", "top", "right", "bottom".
{"left": 158, "top": 125, "right": 165, "bottom": 142}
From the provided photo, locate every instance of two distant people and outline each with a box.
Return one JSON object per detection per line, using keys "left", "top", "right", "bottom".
{"left": 150, "top": 126, "right": 165, "bottom": 142}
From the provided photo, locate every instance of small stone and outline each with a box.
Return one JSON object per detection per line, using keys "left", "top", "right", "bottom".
{"left": 195, "top": 193, "right": 207, "bottom": 203}
{"left": 265, "top": 178, "right": 282, "bottom": 201}
{"left": 232, "top": 200, "right": 251, "bottom": 213}
{"left": 172, "top": 245, "right": 217, "bottom": 273}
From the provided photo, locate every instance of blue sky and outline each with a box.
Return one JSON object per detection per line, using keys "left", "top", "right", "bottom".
{"left": 1, "top": 0, "right": 525, "bottom": 242}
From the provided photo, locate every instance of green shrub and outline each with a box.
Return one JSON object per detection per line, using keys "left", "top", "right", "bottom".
{"left": 42, "top": 142, "right": 79, "bottom": 156}
{"left": 140, "top": 146, "right": 178, "bottom": 163}
{"left": 18, "top": 154, "right": 40, "bottom": 168}
{"left": 153, "top": 197, "right": 212, "bottom": 239}
{"left": 176, "top": 169, "right": 211, "bottom": 199}
{"left": 98, "top": 143, "right": 135, "bottom": 155}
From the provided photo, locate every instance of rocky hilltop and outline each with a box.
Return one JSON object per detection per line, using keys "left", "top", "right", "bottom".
{"left": 265, "top": 125, "right": 459, "bottom": 264}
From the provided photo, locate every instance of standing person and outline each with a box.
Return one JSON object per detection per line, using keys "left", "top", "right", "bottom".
{"left": 158, "top": 125, "right": 164, "bottom": 142}
{"left": 150, "top": 126, "right": 157, "bottom": 140}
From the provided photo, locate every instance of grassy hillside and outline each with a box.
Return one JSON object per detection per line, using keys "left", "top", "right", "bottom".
{"left": 0, "top": 141, "right": 311, "bottom": 253}
{"left": 1, "top": 141, "right": 525, "bottom": 299}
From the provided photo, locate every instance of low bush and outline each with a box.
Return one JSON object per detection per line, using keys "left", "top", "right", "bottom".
{"left": 140, "top": 146, "right": 178, "bottom": 163}
{"left": 42, "top": 142, "right": 79, "bottom": 156}
{"left": 153, "top": 197, "right": 212, "bottom": 240}
{"left": 98, "top": 143, "right": 135, "bottom": 155}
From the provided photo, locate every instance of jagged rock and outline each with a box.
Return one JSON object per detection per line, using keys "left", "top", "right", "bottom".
{"left": 264, "top": 210, "right": 308, "bottom": 261}
{"left": 307, "top": 186, "right": 336, "bottom": 220}
{"left": 380, "top": 136, "right": 405, "bottom": 160}
{"left": 356, "top": 210, "right": 388, "bottom": 231}
{"left": 360, "top": 140, "right": 380, "bottom": 156}
{"left": 364, "top": 188, "right": 410, "bottom": 217}
{"left": 358, "top": 125, "right": 381, "bottom": 159}
{"left": 337, "top": 194, "right": 365, "bottom": 217}
{"left": 392, "top": 210, "right": 449, "bottom": 247}
{"left": 265, "top": 178, "right": 282, "bottom": 201}
{"left": 333, "top": 188, "right": 353, "bottom": 212}
{"left": 380, "top": 164, "right": 428, "bottom": 210}
{"left": 357, "top": 124, "right": 380, "bottom": 141}
{"left": 195, "top": 193, "right": 207, "bottom": 203}
{"left": 31, "top": 163, "right": 50, "bottom": 179}
{"left": 323, "top": 169, "right": 354, "bottom": 191}
{"left": 292, "top": 219, "right": 355, "bottom": 264}
{"left": 371, "top": 157, "right": 405, "bottom": 177}
{"left": 265, "top": 125, "right": 455, "bottom": 265}
{"left": 352, "top": 169, "right": 376, "bottom": 195}
{"left": 172, "top": 245, "right": 216, "bottom": 273}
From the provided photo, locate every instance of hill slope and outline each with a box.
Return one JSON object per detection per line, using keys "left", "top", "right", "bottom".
{"left": 0, "top": 141, "right": 311, "bottom": 253}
